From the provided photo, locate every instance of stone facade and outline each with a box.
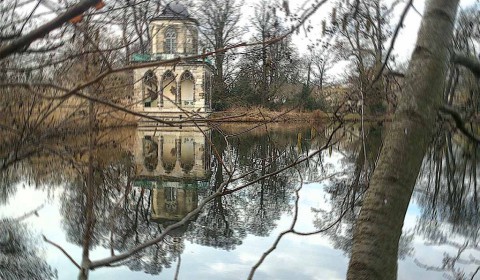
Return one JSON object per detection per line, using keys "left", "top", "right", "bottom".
{"left": 132, "top": 3, "right": 213, "bottom": 121}
{"left": 150, "top": 20, "right": 198, "bottom": 56}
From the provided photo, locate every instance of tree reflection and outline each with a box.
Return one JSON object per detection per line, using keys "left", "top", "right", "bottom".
{"left": 0, "top": 219, "right": 57, "bottom": 280}
{"left": 186, "top": 135, "right": 245, "bottom": 250}
{"left": 313, "top": 125, "right": 379, "bottom": 250}
{"left": 414, "top": 127, "right": 480, "bottom": 278}
{"left": 313, "top": 124, "right": 414, "bottom": 258}
{"left": 58, "top": 146, "right": 188, "bottom": 275}
{"left": 185, "top": 127, "right": 313, "bottom": 249}
{"left": 233, "top": 129, "right": 301, "bottom": 236}
{"left": 0, "top": 168, "right": 18, "bottom": 205}
{"left": 416, "top": 128, "right": 480, "bottom": 242}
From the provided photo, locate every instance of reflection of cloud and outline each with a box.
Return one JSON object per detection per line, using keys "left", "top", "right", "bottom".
{"left": 403, "top": 202, "right": 420, "bottom": 231}
{"left": 209, "top": 262, "right": 245, "bottom": 273}
{"left": 246, "top": 240, "right": 347, "bottom": 280}
{"left": 179, "top": 235, "right": 348, "bottom": 280}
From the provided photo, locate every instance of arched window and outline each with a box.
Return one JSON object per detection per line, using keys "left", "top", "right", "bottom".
{"left": 185, "top": 27, "right": 198, "bottom": 54}
{"left": 164, "top": 28, "right": 176, "bottom": 54}
{"left": 164, "top": 187, "right": 178, "bottom": 212}
{"left": 143, "top": 70, "right": 158, "bottom": 107}
{"left": 161, "top": 70, "right": 177, "bottom": 108}
{"left": 180, "top": 71, "right": 195, "bottom": 106}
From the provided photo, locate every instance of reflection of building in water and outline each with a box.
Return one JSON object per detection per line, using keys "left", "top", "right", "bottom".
{"left": 133, "top": 127, "right": 211, "bottom": 233}
{"left": 151, "top": 182, "right": 198, "bottom": 223}
{"left": 135, "top": 128, "right": 210, "bottom": 178}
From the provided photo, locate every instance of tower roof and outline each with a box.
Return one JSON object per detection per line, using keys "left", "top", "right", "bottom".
{"left": 151, "top": 2, "right": 197, "bottom": 23}
{"left": 163, "top": 2, "right": 189, "bottom": 17}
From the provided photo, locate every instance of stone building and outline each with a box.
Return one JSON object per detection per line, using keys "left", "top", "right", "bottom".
{"left": 132, "top": 2, "right": 214, "bottom": 122}
{"left": 133, "top": 127, "right": 211, "bottom": 227}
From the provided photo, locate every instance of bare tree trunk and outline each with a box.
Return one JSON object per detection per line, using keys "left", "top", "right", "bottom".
{"left": 347, "top": 1, "right": 460, "bottom": 279}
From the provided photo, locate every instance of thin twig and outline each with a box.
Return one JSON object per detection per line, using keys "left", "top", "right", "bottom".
{"left": 371, "top": 0, "right": 413, "bottom": 85}
{"left": 174, "top": 255, "right": 181, "bottom": 280}
{"left": 43, "top": 235, "right": 81, "bottom": 270}
{"left": 247, "top": 171, "right": 304, "bottom": 280}
{"left": 440, "top": 105, "right": 480, "bottom": 143}
{"left": 14, "top": 204, "right": 44, "bottom": 221}
{"left": 0, "top": 0, "right": 101, "bottom": 60}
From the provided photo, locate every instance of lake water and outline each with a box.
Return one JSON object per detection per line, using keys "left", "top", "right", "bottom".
{"left": 1, "top": 123, "right": 479, "bottom": 280}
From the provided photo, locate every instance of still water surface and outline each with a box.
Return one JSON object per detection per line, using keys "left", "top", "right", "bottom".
{"left": 1, "top": 123, "right": 479, "bottom": 279}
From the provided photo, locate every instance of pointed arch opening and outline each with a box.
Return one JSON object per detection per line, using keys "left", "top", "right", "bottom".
{"left": 161, "top": 70, "right": 177, "bottom": 108}
{"left": 185, "top": 27, "right": 198, "bottom": 55}
{"left": 180, "top": 71, "right": 195, "bottom": 107}
{"left": 143, "top": 70, "right": 158, "bottom": 107}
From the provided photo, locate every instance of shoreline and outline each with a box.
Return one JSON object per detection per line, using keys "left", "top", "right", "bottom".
{"left": 209, "top": 109, "right": 392, "bottom": 123}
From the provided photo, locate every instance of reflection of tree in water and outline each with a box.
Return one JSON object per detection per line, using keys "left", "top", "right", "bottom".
{"left": 235, "top": 131, "right": 299, "bottom": 236}
{"left": 414, "top": 129, "right": 480, "bottom": 278}
{"left": 107, "top": 186, "right": 185, "bottom": 274}
{"left": 313, "top": 125, "right": 414, "bottom": 258}
{"left": 0, "top": 219, "right": 57, "bottom": 280}
{"left": 59, "top": 150, "right": 184, "bottom": 275}
{"left": 186, "top": 129, "right": 301, "bottom": 250}
{"left": 186, "top": 154, "right": 246, "bottom": 250}
{"left": 187, "top": 195, "right": 246, "bottom": 250}
{"left": 0, "top": 168, "right": 19, "bottom": 205}
{"left": 0, "top": 158, "right": 74, "bottom": 205}
{"left": 113, "top": 228, "right": 184, "bottom": 275}
{"left": 314, "top": 126, "right": 379, "bottom": 250}
{"left": 416, "top": 129, "right": 480, "bottom": 241}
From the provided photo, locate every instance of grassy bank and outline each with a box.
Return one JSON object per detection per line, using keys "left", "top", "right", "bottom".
{"left": 209, "top": 107, "right": 391, "bottom": 123}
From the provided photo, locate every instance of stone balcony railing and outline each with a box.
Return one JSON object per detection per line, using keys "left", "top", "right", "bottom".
{"left": 131, "top": 53, "right": 213, "bottom": 66}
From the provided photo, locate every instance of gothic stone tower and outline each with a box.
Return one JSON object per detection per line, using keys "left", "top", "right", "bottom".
{"left": 132, "top": 2, "right": 213, "bottom": 123}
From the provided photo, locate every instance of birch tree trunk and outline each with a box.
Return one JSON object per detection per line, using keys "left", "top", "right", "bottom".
{"left": 347, "top": 1, "right": 460, "bottom": 279}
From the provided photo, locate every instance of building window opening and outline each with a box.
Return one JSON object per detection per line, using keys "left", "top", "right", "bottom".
{"left": 143, "top": 70, "right": 158, "bottom": 107}
{"left": 180, "top": 71, "right": 195, "bottom": 106}
{"left": 165, "top": 28, "right": 177, "bottom": 54}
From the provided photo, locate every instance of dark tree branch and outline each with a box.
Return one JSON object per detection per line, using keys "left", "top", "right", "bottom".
{"left": 0, "top": 0, "right": 101, "bottom": 60}
{"left": 371, "top": 0, "right": 413, "bottom": 85}
{"left": 0, "top": 33, "right": 22, "bottom": 40}
{"left": 43, "top": 235, "right": 82, "bottom": 270}
{"left": 20, "top": 42, "right": 66, "bottom": 53}
{"left": 452, "top": 52, "right": 480, "bottom": 78}
{"left": 14, "top": 204, "right": 44, "bottom": 221}
{"left": 440, "top": 105, "right": 480, "bottom": 143}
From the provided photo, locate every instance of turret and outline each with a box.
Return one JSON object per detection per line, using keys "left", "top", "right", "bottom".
{"left": 150, "top": 2, "right": 199, "bottom": 58}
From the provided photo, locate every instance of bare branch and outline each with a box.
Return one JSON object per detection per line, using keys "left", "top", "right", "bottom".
{"left": 371, "top": 0, "right": 413, "bottom": 85}
{"left": 452, "top": 52, "right": 480, "bottom": 78}
{"left": 14, "top": 204, "right": 44, "bottom": 222}
{"left": 43, "top": 235, "right": 82, "bottom": 270}
{"left": 440, "top": 105, "right": 480, "bottom": 143}
{"left": 0, "top": 0, "right": 101, "bottom": 60}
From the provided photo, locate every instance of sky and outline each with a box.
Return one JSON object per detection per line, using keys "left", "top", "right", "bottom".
{"left": 22, "top": 0, "right": 478, "bottom": 64}
{"left": 14, "top": 0, "right": 479, "bottom": 83}
{"left": 238, "top": 0, "right": 478, "bottom": 80}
